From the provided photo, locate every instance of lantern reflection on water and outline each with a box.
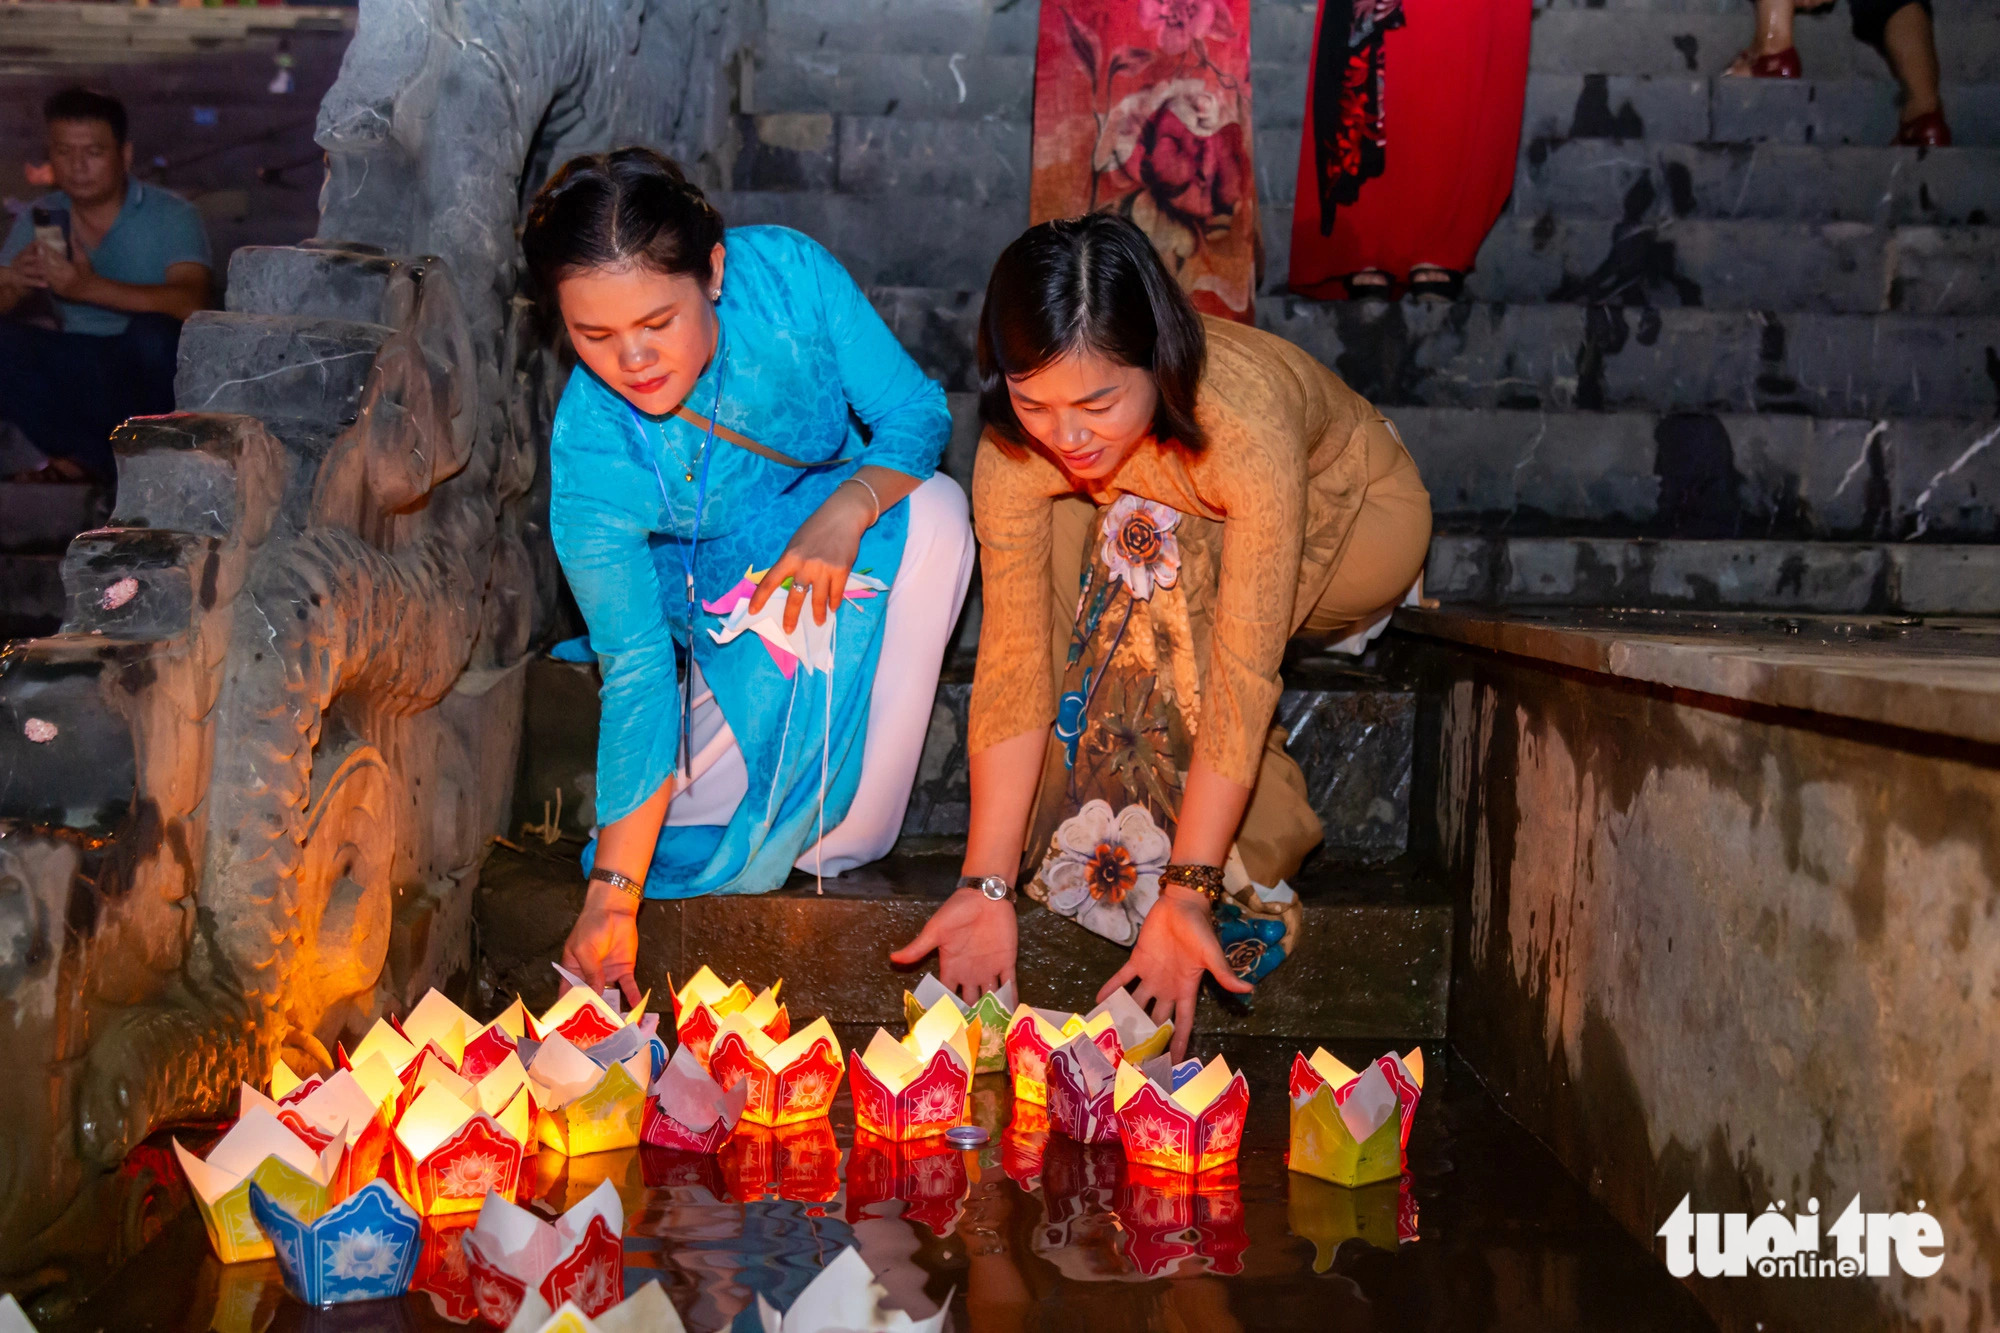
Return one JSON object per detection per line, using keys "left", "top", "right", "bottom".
{"left": 718, "top": 1118, "right": 842, "bottom": 1204}
{"left": 1287, "top": 1172, "right": 1419, "bottom": 1271}
{"left": 1114, "top": 1160, "right": 1249, "bottom": 1278}
{"left": 846, "top": 1132, "right": 973, "bottom": 1236}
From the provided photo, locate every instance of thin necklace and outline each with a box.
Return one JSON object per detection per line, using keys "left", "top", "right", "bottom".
{"left": 630, "top": 324, "right": 726, "bottom": 777}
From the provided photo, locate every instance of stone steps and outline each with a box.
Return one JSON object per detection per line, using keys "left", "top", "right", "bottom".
{"left": 1521, "top": 9, "right": 2000, "bottom": 81}
{"left": 865, "top": 283, "right": 2000, "bottom": 418}
{"left": 1428, "top": 535, "right": 2000, "bottom": 613}
{"left": 1508, "top": 139, "right": 2000, "bottom": 227}
{"left": 1259, "top": 298, "right": 2000, "bottom": 418}
{"left": 1400, "top": 407, "right": 2000, "bottom": 542}
{"left": 475, "top": 840, "right": 1453, "bottom": 1041}
{"left": 729, "top": 180, "right": 2000, "bottom": 315}
{"left": 512, "top": 656, "right": 1421, "bottom": 863}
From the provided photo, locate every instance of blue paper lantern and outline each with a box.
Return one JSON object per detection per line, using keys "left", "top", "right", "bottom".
{"left": 249, "top": 1178, "right": 423, "bottom": 1307}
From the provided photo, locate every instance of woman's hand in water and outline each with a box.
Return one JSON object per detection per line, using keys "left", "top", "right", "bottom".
{"left": 561, "top": 879, "right": 644, "bottom": 1007}
{"left": 1097, "top": 883, "right": 1252, "bottom": 1062}
{"left": 891, "top": 887, "right": 1018, "bottom": 1003}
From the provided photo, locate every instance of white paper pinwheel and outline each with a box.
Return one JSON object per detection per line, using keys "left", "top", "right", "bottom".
{"left": 755, "top": 1246, "right": 950, "bottom": 1333}
{"left": 705, "top": 567, "right": 888, "bottom": 678}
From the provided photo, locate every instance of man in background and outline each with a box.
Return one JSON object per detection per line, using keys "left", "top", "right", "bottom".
{"left": 0, "top": 86, "right": 211, "bottom": 482}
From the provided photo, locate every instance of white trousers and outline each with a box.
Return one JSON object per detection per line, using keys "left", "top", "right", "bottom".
{"left": 663, "top": 473, "right": 976, "bottom": 876}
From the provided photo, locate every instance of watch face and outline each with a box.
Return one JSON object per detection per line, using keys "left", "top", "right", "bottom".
{"left": 981, "top": 876, "right": 1009, "bottom": 900}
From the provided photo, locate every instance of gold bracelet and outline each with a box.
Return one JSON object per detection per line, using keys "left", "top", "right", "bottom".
{"left": 588, "top": 866, "right": 645, "bottom": 903}
{"left": 1159, "top": 862, "right": 1226, "bottom": 905}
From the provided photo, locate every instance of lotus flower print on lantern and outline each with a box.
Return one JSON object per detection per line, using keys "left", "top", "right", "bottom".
{"left": 1004, "top": 987, "right": 1172, "bottom": 1106}
{"left": 1112, "top": 1054, "right": 1250, "bottom": 1174}
{"left": 1098, "top": 495, "right": 1182, "bottom": 600}
{"left": 707, "top": 1014, "right": 845, "bottom": 1127}
{"left": 462, "top": 1179, "right": 626, "bottom": 1328}
{"left": 1045, "top": 1031, "right": 1126, "bottom": 1144}
{"left": 389, "top": 1080, "right": 527, "bottom": 1217}
{"left": 1039, "top": 799, "right": 1170, "bottom": 945}
{"left": 1288, "top": 1047, "right": 1425, "bottom": 1187}
{"left": 669, "top": 966, "right": 788, "bottom": 1068}
{"left": 173, "top": 1108, "right": 349, "bottom": 1263}
{"left": 849, "top": 995, "right": 977, "bottom": 1142}
{"left": 249, "top": 1178, "right": 422, "bottom": 1306}
{"left": 903, "top": 973, "right": 1015, "bottom": 1075}
{"left": 641, "top": 1043, "right": 750, "bottom": 1154}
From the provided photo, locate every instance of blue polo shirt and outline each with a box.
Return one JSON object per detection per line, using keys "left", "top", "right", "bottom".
{"left": 1, "top": 178, "right": 210, "bottom": 337}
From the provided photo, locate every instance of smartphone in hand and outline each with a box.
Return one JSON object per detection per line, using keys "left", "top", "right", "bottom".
{"left": 29, "top": 206, "right": 70, "bottom": 259}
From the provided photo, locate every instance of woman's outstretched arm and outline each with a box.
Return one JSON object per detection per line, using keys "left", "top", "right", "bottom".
{"left": 890, "top": 725, "right": 1046, "bottom": 999}
{"left": 562, "top": 775, "right": 675, "bottom": 1004}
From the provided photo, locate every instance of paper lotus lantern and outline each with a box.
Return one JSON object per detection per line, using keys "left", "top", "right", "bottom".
{"left": 515, "top": 1281, "right": 687, "bottom": 1333}
{"left": 848, "top": 996, "right": 976, "bottom": 1142}
{"left": 1287, "top": 1047, "right": 1424, "bottom": 1187}
{"left": 902, "top": 974, "right": 1014, "bottom": 1075}
{"left": 756, "top": 1246, "right": 949, "bottom": 1333}
{"left": 641, "top": 1043, "right": 750, "bottom": 1153}
{"left": 462, "top": 1178, "right": 625, "bottom": 1327}
{"left": 390, "top": 1082, "right": 527, "bottom": 1216}
{"left": 707, "top": 1014, "right": 844, "bottom": 1127}
{"left": 527, "top": 1031, "right": 648, "bottom": 1156}
{"left": 248, "top": 1178, "right": 422, "bottom": 1306}
{"left": 174, "top": 1109, "right": 349, "bottom": 1263}
{"left": 1045, "top": 1031, "right": 1124, "bottom": 1145}
{"left": 241, "top": 1067, "right": 393, "bottom": 1196}
{"left": 717, "top": 1119, "right": 842, "bottom": 1204}
{"left": 1004, "top": 988, "right": 1171, "bottom": 1106}
{"left": 380, "top": 988, "right": 532, "bottom": 1084}
{"left": 1112, "top": 1055, "right": 1250, "bottom": 1174}
{"left": 531, "top": 984, "right": 656, "bottom": 1055}
{"left": 670, "top": 966, "right": 788, "bottom": 1067}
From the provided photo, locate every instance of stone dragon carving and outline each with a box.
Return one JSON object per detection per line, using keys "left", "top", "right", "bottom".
{"left": 0, "top": 0, "right": 739, "bottom": 1275}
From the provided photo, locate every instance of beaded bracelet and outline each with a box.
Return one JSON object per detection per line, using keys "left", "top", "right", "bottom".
{"left": 1159, "top": 862, "right": 1226, "bottom": 905}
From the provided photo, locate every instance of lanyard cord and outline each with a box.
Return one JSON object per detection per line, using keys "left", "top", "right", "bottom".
{"left": 636, "top": 325, "right": 727, "bottom": 779}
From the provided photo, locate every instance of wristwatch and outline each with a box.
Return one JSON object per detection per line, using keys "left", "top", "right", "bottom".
{"left": 956, "top": 873, "right": 1016, "bottom": 903}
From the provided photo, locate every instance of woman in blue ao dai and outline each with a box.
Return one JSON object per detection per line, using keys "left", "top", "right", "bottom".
{"left": 523, "top": 150, "right": 973, "bottom": 999}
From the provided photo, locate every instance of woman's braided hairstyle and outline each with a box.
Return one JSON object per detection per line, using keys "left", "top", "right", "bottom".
{"left": 522, "top": 146, "right": 726, "bottom": 313}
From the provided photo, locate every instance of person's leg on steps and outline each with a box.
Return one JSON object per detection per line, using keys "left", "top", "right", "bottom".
{"left": 1869, "top": 1, "right": 1948, "bottom": 142}
{"left": 1301, "top": 419, "right": 1433, "bottom": 640}
{"left": 795, "top": 472, "right": 977, "bottom": 873}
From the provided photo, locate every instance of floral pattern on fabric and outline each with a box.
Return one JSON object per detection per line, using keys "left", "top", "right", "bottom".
{"left": 1025, "top": 496, "right": 1297, "bottom": 982}
{"left": 1031, "top": 0, "right": 1260, "bottom": 321}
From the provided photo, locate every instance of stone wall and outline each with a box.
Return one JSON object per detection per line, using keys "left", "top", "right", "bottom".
{"left": 1404, "top": 622, "right": 2000, "bottom": 1332}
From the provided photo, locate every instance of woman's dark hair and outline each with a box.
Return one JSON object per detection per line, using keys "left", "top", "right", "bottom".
{"left": 977, "top": 213, "right": 1207, "bottom": 455}
{"left": 522, "top": 147, "right": 725, "bottom": 306}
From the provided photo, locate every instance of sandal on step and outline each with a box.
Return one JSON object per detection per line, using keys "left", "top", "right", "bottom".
{"left": 1408, "top": 266, "right": 1464, "bottom": 301}
{"left": 1724, "top": 46, "right": 1801, "bottom": 78}
{"left": 1342, "top": 269, "right": 1393, "bottom": 301}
